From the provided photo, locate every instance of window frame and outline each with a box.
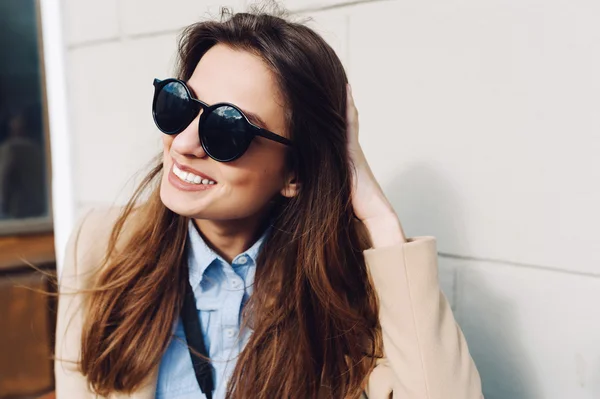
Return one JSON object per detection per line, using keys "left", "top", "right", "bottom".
{"left": 0, "top": 0, "right": 53, "bottom": 236}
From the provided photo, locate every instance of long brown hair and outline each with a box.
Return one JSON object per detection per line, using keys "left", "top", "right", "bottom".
{"left": 78, "top": 5, "right": 382, "bottom": 398}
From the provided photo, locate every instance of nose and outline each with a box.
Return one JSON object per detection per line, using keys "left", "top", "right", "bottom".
{"left": 170, "top": 111, "right": 208, "bottom": 159}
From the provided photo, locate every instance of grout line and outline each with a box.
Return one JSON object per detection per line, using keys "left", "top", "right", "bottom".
{"left": 69, "top": 0, "right": 390, "bottom": 51}
{"left": 68, "top": 29, "right": 181, "bottom": 51}
{"left": 291, "top": 0, "right": 395, "bottom": 14}
{"left": 125, "top": 28, "right": 183, "bottom": 41}
{"left": 116, "top": 0, "right": 126, "bottom": 45}
{"left": 67, "top": 36, "right": 120, "bottom": 50}
{"left": 439, "top": 252, "right": 600, "bottom": 279}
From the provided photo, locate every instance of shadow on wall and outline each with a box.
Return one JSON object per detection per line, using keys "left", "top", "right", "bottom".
{"left": 383, "top": 162, "right": 541, "bottom": 399}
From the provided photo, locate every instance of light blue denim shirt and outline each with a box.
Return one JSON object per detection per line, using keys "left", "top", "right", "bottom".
{"left": 156, "top": 220, "right": 271, "bottom": 399}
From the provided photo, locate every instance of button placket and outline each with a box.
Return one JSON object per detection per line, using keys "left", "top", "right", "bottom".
{"left": 222, "top": 266, "right": 244, "bottom": 350}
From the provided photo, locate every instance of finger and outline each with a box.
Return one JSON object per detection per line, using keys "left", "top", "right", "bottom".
{"left": 346, "top": 84, "right": 358, "bottom": 121}
{"left": 346, "top": 83, "right": 354, "bottom": 105}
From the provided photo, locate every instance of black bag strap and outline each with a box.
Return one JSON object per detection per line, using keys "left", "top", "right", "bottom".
{"left": 181, "top": 277, "right": 214, "bottom": 399}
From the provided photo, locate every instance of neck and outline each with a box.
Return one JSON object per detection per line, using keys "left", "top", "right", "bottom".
{"left": 193, "top": 209, "right": 270, "bottom": 264}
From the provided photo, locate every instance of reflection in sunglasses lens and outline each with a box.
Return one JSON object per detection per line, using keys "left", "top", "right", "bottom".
{"left": 202, "top": 106, "right": 251, "bottom": 161}
{"left": 155, "top": 82, "right": 192, "bottom": 133}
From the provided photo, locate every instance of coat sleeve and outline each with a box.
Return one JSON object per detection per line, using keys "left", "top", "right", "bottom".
{"left": 364, "top": 236, "right": 483, "bottom": 399}
{"left": 54, "top": 210, "right": 101, "bottom": 399}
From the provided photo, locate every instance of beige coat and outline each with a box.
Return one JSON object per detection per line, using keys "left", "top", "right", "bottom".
{"left": 54, "top": 208, "right": 483, "bottom": 398}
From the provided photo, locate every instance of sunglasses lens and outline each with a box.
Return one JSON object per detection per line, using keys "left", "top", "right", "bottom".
{"left": 202, "top": 106, "right": 252, "bottom": 161}
{"left": 154, "top": 81, "right": 193, "bottom": 134}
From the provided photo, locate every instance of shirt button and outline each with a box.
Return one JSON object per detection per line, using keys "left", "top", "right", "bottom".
{"left": 225, "top": 328, "right": 236, "bottom": 338}
{"left": 236, "top": 256, "right": 248, "bottom": 265}
{"left": 231, "top": 279, "right": 241, "bottom": 288}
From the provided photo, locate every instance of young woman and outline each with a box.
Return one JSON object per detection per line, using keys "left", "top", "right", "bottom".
{"left": 54, "top": 8, "right": 483, "bottom": 399}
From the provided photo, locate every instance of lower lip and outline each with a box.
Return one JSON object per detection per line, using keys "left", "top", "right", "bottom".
{"left": 168, "top": 165, "right": 217, "bottom": 192}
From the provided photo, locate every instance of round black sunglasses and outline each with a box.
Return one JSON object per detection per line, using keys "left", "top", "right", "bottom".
{"left": 152, "top": 78, "right": 292, "bottom": 162}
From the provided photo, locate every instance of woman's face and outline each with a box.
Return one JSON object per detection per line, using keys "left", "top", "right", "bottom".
{"left": 160, "top": 44, "right": 296, "bottom": 221}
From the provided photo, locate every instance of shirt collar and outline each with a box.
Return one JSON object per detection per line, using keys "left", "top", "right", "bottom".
{"left": 186, "top": 219, "right": 272, "bottom": 289}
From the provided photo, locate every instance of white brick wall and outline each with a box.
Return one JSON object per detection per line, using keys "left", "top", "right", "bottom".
{"left": 120, "top": 0, "right": 245, "bottom": 36}
{"left": 63, "top": 0, "right": 120, "bottom": 45}
{"left": 68, "top": 34, "right": 176, "bottom": 208}
{"left": 52, "top": 0, "right": 600, "bottom": 397}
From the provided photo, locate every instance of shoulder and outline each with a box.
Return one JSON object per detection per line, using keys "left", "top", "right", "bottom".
{"left": 76, "top": 206, "right": 123, "bottom": 247}
{"left": 62, "top": 206, "right": 141, "bottom": 286}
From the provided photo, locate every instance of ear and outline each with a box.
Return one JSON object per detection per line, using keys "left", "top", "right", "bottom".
{"left": 280, "top": 174, "right": 300, "bottom": 198}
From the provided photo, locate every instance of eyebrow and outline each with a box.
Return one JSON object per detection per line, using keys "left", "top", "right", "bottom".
{"left": 240, "top": 108, "right": 268, "bottom": 129}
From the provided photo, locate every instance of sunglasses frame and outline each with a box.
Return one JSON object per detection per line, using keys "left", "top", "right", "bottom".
{"left": 152, "top": 78, "right": 292, "bottom": 162}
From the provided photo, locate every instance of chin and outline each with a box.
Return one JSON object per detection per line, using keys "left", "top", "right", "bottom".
{"left": 160, "top": 180, "right": 222, "bottom": 222}
{"left": 159, "top": 177, "right": 195, "bottom": 217}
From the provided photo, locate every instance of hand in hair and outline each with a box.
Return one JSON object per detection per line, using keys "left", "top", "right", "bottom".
{"left": 345, "top": 83, "right": 407, "bottom": 247}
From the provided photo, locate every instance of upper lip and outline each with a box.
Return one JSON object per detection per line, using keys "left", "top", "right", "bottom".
{"left": 172, "top": 159, "right": 217, "bottom": 182}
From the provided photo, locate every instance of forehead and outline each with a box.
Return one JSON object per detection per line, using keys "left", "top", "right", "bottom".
{"left": 187, "top": 44, "right": 286, "bottom": 135}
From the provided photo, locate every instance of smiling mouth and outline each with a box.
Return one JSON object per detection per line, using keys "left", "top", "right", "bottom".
{"left": 172, "top": 164, "right": 217, "bottom": 185}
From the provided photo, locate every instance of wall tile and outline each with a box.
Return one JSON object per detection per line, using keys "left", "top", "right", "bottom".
{"left": 454, "top": 258, "right": 600, "bottom": 399}
{"left": 120, "top": 0, "right": 246, "bottom": 36}
{"left": 62, "top": 0, "right": 120, "bottom": 45}
{"left": 348, "top": 1, "right": 600, "bottom": 275}
{"left": 67, "top": 34, "right": 177, "bottom": 205}
{"left": 59, "top": 3, "right": 600, "bottom": 399}
{"left": 278, "top": 0, "right": 354, "bottom": 12}
{"left": 294, "top": 8, "right": 349, "bottom": 70}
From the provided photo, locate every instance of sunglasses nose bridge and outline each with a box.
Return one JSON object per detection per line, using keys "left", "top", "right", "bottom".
{"left": 172, "top": 101, "right": 208, "bottom": 155}
{"left": 190, "top": 97, "right": 206, "bottom": 112}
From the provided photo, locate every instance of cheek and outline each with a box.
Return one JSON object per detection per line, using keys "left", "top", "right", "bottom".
{"left": 221, "top": 153, "right": 287, "bottom": 204}
{"left": 162, "top": 135, "right": 173, "bottom": 154}
{"left": 237, "top": 146, "right": 287, "bottom": 185}
{"left": 158, "top": 137, "right": 288, "bottom": 220}
{"left": 162, "top": 135, "right": 174, "bottom": 170}
{"left": 225, "top": 165, "right": 282, "bottom": 199}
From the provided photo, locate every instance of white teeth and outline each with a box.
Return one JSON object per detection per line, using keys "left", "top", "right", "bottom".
{"left": 173, "top": 164, "right": 216, "bottom": 185}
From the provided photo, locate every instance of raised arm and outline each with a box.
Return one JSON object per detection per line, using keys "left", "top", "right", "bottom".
{"left": 344, "top": 81, "right": 483, "bottom": 399}
{"left": 363, "top": 234, "right": 483, "bottom": 398}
